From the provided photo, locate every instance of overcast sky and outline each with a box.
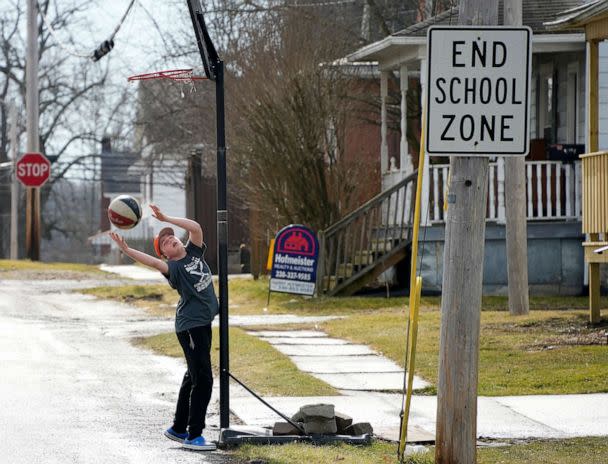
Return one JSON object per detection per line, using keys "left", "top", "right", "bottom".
{"left": 85, "top": 1, "right": 193, "bottom": 75}
{"left": 24, "top": 1, "right": 201, "bottom": 179}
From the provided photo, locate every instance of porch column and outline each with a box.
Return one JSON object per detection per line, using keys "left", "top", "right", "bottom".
{"left": 586, "top": 39, "right": 601, "bottom": 324}
{"left": 586, "top": 40, "right": 599, "bottom": 153}
{"left": 496, "top": 157, "right": 506, "bottom": 222}
{"left": 380, "top": 70, "right": 389, "bottom": 174}
{"left": 420, "top": 58, "right": 431, "bottom": 226}
{"left": 400, "top": 64, "right": 413, "bottom": 174}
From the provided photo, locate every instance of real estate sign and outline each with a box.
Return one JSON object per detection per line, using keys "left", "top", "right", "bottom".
{"left": 270, "top": 224, "right": 319, "bottom": 296}
{"left": 426, "top": 26, "right": 532, "bottom": 156}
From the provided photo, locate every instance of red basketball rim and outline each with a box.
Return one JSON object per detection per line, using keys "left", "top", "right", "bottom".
{"left": 127, "top": 68, "right": 208, "bottom": 82}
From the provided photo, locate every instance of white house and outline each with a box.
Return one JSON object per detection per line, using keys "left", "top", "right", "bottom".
{"left": 89, "top": 139, "right": 189, "bottom": 262}
{"left": 317, "top": 1, "right": 608, "bottom": 296}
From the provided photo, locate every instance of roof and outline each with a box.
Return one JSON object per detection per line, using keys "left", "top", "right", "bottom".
{"left": 101, "top": 150, "right": 142, "bottom": 195}
{"left": 394, "top": 7, "right": 459, "bottom": 36}
{"left": 347, "top": 1, "right": 586, "bottom": 65}
{"left": 394, "top": 0, "right": 584, "bottom": 36}
{"left": 544, "top": 0, "right": 608, "bottom": 30}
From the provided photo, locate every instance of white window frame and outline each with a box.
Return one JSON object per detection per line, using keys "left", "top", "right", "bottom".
{"left": 538, "top": 62, "right": 554, "bottom": 142}
{"left": 566, "top": 62, "right": 580, "bottom": 143}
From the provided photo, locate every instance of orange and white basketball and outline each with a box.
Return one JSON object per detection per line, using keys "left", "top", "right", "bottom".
{"left": 108, "top": 195, "right": 142, "bottom": 230}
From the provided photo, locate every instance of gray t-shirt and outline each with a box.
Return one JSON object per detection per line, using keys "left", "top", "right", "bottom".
{"left": 164, "top": 241, "right": 219, "bottom": 332}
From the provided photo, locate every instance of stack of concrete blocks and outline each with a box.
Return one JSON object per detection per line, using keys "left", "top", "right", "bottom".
{"left": 272, "top": 403, "right": 373, "bottom": 436}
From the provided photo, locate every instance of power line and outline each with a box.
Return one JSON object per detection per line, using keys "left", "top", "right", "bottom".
{"left": 38, "top": 0, "right": 137, "bottom": 61}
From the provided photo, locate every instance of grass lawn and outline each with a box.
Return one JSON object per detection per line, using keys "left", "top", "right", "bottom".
{"left": 315, "top": 309, "right": 608, "bottom": 396}
{"left": 81, "top": 278, "right": 411, "bottom": 317}
{"left": 244, "top": 309, "right": 608, "bottom": 396}
{"left": 233, "top": 437, "right": 608, "bottom": 464}
{"left": 134, "top": 327, "right": 336, "bottom": 397}
{"left": 80, "top": 276, "right": 596, "bottom": 317}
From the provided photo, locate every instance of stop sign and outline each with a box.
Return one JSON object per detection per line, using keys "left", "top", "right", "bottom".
{"left": 16, "top": 152, "right": 51, "bottom": 188}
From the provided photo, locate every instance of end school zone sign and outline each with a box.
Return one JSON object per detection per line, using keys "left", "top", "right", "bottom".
{"left": 425, "top": 26, "right": 532, "bottom": 156}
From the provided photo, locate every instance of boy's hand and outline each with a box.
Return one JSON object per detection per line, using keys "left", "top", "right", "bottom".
{"left": 150, "top": 204, "right": 168, "bottom": 222}
{"left": 109, "top": 231, "right": 129, "bottom": 252}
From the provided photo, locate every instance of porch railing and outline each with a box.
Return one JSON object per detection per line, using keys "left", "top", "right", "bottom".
{"left": 427, "top": 160, "right": 582, "bottom": 223}
{"left": 317, "top": 172, "right": 417, "bottom": 295}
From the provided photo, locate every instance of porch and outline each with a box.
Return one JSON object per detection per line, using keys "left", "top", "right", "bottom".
{"left": 326, "top": 4, "right": 589, "bottom": 295}
{"left": 393, "top": 159, "right": 585, "bottom": 296}
{"left": 426, "top": 159, "right": 582, "bottom": 223}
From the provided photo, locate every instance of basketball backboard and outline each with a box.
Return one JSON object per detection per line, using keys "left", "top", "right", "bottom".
{"left": 186, "top": 0, "right": 219, "bottom": 81}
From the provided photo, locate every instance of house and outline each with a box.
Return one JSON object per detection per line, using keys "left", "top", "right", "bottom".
{"left": 184, "top": 145, "right": 250, "bottom": 274}
{"left": 544, "top": 0, "right": 608, "bottom": 321}
{"left": 89, "top": 137, "right": 250, "bottom": 273}
{"left": 318, "top": 0, "right": 602, "bottom": 296}
{"left": 88, "top": 138, "right": 188, "bottom": 263}
{"left": 89, "top": 137, "right": 143, "bottom": 261}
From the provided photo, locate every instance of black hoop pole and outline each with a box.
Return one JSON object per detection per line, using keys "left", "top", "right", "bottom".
{"left": 215, "top": 60, "right": 230, "bottom": 429}
{"left": 186, "top": 0, "right": 229, "bottom": 429}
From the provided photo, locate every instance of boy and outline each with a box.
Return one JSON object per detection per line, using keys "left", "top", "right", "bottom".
{"left": 109, "top": 204, "right": 218, "bottom": 451}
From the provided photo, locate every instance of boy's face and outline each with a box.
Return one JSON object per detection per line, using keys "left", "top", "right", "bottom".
{"left": 160, "top": 234, "right": 184, "bottom": 259}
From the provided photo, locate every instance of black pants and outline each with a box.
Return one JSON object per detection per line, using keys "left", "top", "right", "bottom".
{"left": 173, "top": 325, "right": 213, "bottom": 439}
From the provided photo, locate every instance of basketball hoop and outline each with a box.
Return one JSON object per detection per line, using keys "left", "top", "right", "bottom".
{"left": 127, "top": 67, "right": 208, "bottom": 84}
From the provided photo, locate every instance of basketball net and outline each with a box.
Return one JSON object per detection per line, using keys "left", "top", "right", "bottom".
{"left": 127, "top": 67, "right": 207, "bottom": 96}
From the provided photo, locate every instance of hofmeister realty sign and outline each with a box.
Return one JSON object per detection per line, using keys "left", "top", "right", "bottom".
{"left": 426, "top": 26, "right": 531, "bottom": 156}
{"left": 270, "top": 224, "right": 319, "bottom": 296}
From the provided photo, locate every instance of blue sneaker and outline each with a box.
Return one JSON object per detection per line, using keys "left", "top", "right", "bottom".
{"left": 182, "top": 435, "right": 217, "bottom": 451}
{"left": 164, "top": 427, "right": 188, "bottom": 444}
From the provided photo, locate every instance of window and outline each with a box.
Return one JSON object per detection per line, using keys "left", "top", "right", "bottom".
{"left": 566, "top": 62, "right": 579, "bottom": 143}
{"left": 538, "top": 63, "right": 556, "bottom": 144}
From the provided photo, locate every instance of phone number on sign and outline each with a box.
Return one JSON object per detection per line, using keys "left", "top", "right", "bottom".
{"left": 274, "top": 270, "right": 312, "bottom": 281}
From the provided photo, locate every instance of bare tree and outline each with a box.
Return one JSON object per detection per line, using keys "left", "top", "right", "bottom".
{"left": 133, "top": 78, "right": 215, "bottom": 156}
{"left": 227, "top": 12, "right": 365, "bottom": 232}
{"left": 132, "top": 0, "right": 427, "bottom": 234}
{"left": 0, "top": 0, "right": 131, "bottom": 255}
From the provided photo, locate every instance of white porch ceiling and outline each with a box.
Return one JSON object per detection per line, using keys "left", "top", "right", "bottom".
{"left": 348, "top": 33, "right": 586, "bottom": 70}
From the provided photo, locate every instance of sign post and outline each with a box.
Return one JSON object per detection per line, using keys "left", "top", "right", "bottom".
{"left": 26, "top": 0, "right": 41, "bottom": 261}
{"left": 427, "top": 13, "right": 532, "bottom": 464}
{"left": 17, "top": 151, "right": 51, "bottom": 261}
{"left": 504, "top": 0, "right": 530, "bottom": 317}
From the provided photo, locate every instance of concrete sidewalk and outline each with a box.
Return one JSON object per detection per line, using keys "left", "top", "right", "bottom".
{"left": 230, "top": 388, "right": 608, "bottom": 443}
{"left": 249, "top": 330, "right": 429, "bottom": 392}
{"left": 99, "top": 264, "right": 166, "bottom": 281}
{"left": 231, "top": 329, "right": 608, "bottom": 443}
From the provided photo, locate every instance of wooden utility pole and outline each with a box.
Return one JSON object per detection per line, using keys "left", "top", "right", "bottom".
{"left": 9, "top": 102, "right": 18, "bottom": 260}
{"left": 504, "top": 0, "right": 529, "bottom": 316}
{"left": 435, "top": 1, "right": 497, "bottom": 463}
{"left": 26, "top": 0, "right": 41, "bottom": 260}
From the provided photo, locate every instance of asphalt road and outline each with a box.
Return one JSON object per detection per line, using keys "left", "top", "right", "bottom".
{"left": 0, "top": 279, "right": 234, "bottom": 464}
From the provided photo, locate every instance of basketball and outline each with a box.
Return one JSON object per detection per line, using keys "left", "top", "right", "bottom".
{"left": 108, "top": 195, "right": 142, "bottom": 230}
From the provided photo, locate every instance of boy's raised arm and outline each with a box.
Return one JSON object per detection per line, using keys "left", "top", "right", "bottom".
{"left": 150, "top": 204, "right": 203, "bottom": 247}
{"left": 109, "top": 232, "right": 169, "bottom": 275}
